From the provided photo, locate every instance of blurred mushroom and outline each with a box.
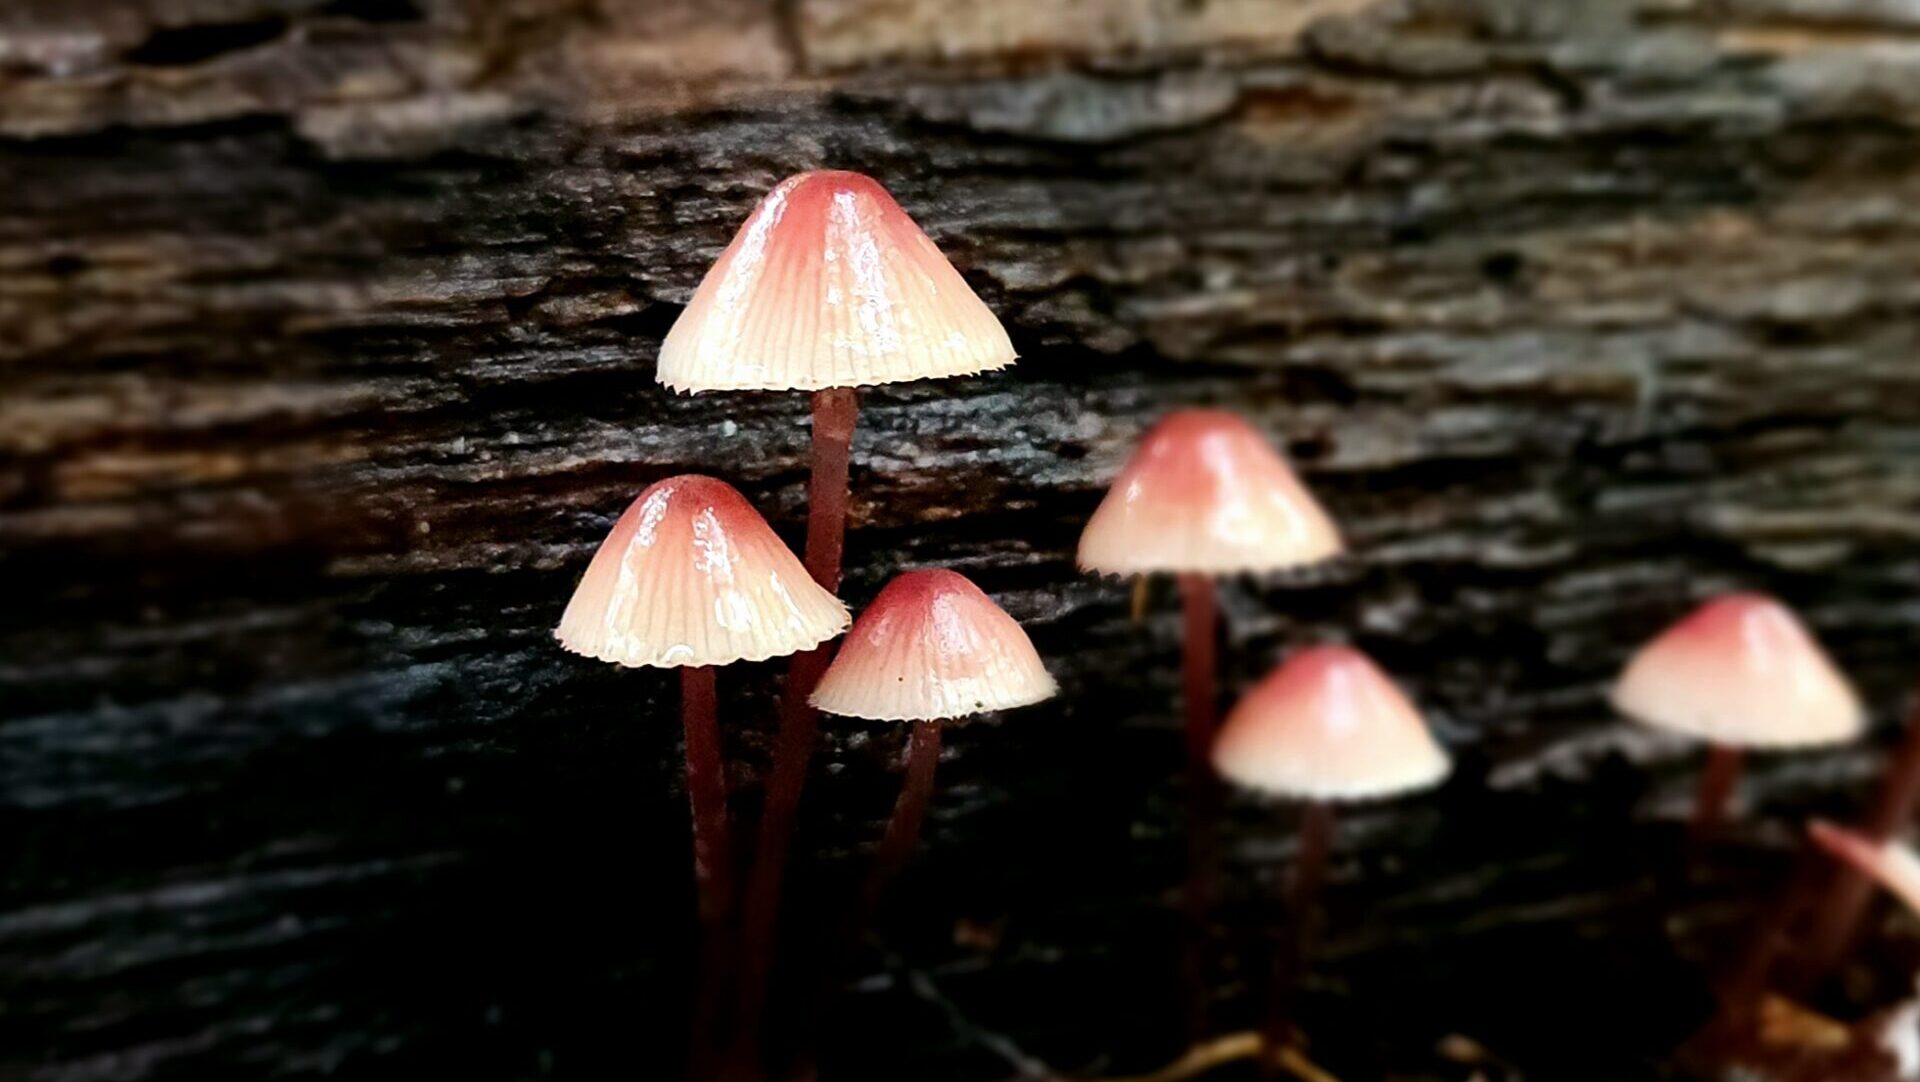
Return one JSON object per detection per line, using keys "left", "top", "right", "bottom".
{"left": 1211, "top": 644, "right": 1450, "bottom": 1066}
{"left": 660, "top": 171, "right": 1019, "bottom": 1046}
{"left": 1611, "top": 593, "right": 1863, "bottom": 840}
{"left": 812, "top": 569, "right": 1056, "bottom": 910}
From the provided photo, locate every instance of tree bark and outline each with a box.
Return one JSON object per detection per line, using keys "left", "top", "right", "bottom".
{"left": 4, "top": 1, "right": 1920, "bottom": 1079}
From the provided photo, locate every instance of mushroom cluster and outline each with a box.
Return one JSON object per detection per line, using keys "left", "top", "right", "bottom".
{"left": 551, "top": 169, "right": 1913, "bottom": 1082}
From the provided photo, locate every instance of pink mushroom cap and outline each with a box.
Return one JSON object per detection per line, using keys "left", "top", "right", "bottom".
{"left": 556, "top": 475, "right": 850, "bottom": 668}
{"left": 1211, "top": 645, "right": 1451, "bottom": 801}
{"left": 811, "top": 569, "right": 1057, "bottom": 722}
{"left": 1610, "top": 593, "right": 1863, "bottom": 749}
{"left": 1077, "top": 409, "right": 1343, "bottom": 577}
{"left": 658, "top": 170, "right": 1015, "bottom": 394}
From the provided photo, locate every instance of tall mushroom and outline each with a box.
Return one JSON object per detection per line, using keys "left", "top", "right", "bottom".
{"left": 811, "top": 569, "right": 1057, "bottom": 908}
{"left": 1077, "top": 408, "right": 1342, "bottom": 1030}
{"left": 658, "top": 170, "right": 1017, "bottom": 1039}
{"left": 555, "top": 475, "right": 849, "bottom": 1073}
{"left": 1611, "top": 593, "right": 1863, "bottom": 840}
{"left": 1211, "top": 644, "right": 1451, "bottom": 1065}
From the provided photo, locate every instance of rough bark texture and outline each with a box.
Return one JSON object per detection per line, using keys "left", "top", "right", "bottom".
{"left": 5, "top": 0, "right": 1920, "bottom": 1078}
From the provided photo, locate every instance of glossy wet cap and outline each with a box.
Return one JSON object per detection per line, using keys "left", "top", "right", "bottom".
{"left": 1077, "top": 409, "right": 1343, "bottom": 577}
{"left": 1211, "top": 645, "right": 1450, "bottom": 801}
{"left": 810, "top": 569, "right": 1057, "bottom": 722}
{"left": 1610, "top": 593, "right": 1863, "bottom": 748}
{"left": 1810, "top": 821, "right": 1920, "bottom": 918}
{"left": 657, "top": 171, "right": 1016, "bottom": 393}
{"left": 556, "top": 475, "right": 850, "bottom": 668}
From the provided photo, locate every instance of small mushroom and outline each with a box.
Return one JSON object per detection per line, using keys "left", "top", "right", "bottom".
{"left": 1611, "top": 592, "right": 1863, "bottom": 840}
{"left": 1081, "top": 408, "right": 1342, "bottom": 764}
{"left": 1211, "top": 644, "right": 1450, "bottom": 1065}
{"left": 811, "top": 569, "right": 1056, "bottom": 910}
{"left": 555, "top": 474, "right": 850, "bottom": 927}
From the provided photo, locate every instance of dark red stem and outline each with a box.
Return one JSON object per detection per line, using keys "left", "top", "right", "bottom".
{"left": 682, "top": 665, "right": 732, "bottom": 923}
{"left": 863, "top": 718, "right": 944, "bottom": 917}
{"left": 732, "top": 387, "right": 858, "bottom": 1067}
{"left": 1692, "top": 744, "right": 1743, "bottom": 843}
{"left": 1176, "top": 572, "right": 1219, "bottom": 1039}
{"left": 1797, "top": 685, "right": 1920, "bottom": 983}
{"left": 801, "top": 387, "right": 857, "bottom": 588}
{"left": 1265, "top": 802, "right": 1333, "bottom": 1073}
{"left": 680, "top": 665, "right": 731, "bottom": 1081}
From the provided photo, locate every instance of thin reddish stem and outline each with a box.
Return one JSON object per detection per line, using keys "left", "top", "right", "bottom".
{"left": 801, "top": 387, "right": 857, "bottom": 589}
{"left": 1265, "top": 802, "right": 1333, "bottom": 1074}
{"left": 682, "top": 665, "right": 732, "bottom": 922}
{"left": 1178, "top": 573, "right": 1219, "bottom": 777}
{"left": 1177, "top": 573, "right": 1219, "bottom": 1038}
{"left": 732, "top": 387, "right": 859, "bottom": 1068}
{"left": 864, "top": 718, "right": 944, "bottom": 917}
{"left": 680, "top": 665, "right": 731, "bottom": 1081}
{"left": 1692, "top": 744, "right": 1743, "bottom": 844}
{"left": 1798, "top": 685, "right": 1920, "bottom": 983}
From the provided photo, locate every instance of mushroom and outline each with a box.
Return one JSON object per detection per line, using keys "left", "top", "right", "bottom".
{"left": 1211, "top": 644, "right": 1451, "bottom": 1064}
{"left": 811, "top": 569, "right": 1057, "bottom": 909}
{"left": 554, "top": 474, "right": 850, "bottom": 934}
{"left": 659, "top": 171, "right": 1018, "bottom": 1037}
{"left": 1611, "top": 593, "right": 1863, "bottom": 840}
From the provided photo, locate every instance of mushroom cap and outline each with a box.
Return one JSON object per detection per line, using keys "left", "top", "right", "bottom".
{"left": 1212, "top": 645, "right": 1450, "bottom": 801}
{"left": 556, "top": 475, "right": 850, "bottom": 668}
{"left": 811, "top": 569, "right": 1057, "bottom": 722}
{"left": 1810, "top": 821, "right": 1920, "bottom": 918}
{"left": 1609, "top": 593, "right": 1863, "bottom": 749}
{"left": 657, "top": 170, "right": 1016, "bottom": 394}
{"left": 1077, "top": 409, "right": 1343, "bottom": 577}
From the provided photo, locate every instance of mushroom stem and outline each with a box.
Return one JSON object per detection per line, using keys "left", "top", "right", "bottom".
{"left": 1177, "top": 572, "right": 1220, "bottom": 1038}
{"left": 1797, "top": 684, "right": 1920, "bottom": 984}
{"left": 864, "top": 718, "right": 944, "bottom": 917}
{"left": 733, "top": 386, "right": 860, "bottom": 1061}
{"left": 1692, "top": 744, "right": 1744, "bottom": 842}
{"left": 1265, "top": 802, "right": 1334, "bottom": 1070}
{"left": 1178, "top": 573, "right": 1220, "bottom": 771}
{"left": 680, "top": 665, "right": 732, "bottom": 1080}
{"left": 681, "top": 665, "right": 733, "bottom": 924}
{"left": 801, "top": 386, "right": 859, "bottom": 588}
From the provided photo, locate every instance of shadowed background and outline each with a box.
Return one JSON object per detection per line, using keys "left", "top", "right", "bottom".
{"left": 4, "top": 0, "right": 1920, "bottom": 1078}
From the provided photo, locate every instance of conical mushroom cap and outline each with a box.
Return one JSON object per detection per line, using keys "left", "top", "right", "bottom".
{"left": 1212, "top": 645, "right": 1450, "bottom": 801}
{"left": 1810, "top": 821, "right": 1920, "bottom": 918}
{"left": 1078, "top": 409, "right": 1343, "bottom": 577}
{"left": 556, "top": 475, "right": 849, "bottom": 668}
{"left": 658, "top": 171, "right": 1016, "bottom": 393}
{"left": 1610, "top": 593, "right": 1863, "bottom": 748}
{"left": 811, "top": 569, "right": 1057, "bottom": 722}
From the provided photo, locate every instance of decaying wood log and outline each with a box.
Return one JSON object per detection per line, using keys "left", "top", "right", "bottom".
{"left": 4, "top": 0, "right": 1920, "bottom": 1078}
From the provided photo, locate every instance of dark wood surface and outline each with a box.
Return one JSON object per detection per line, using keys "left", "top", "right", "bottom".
{"left": 4, "top": 0, "right": 1920, "bottom": 1078}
